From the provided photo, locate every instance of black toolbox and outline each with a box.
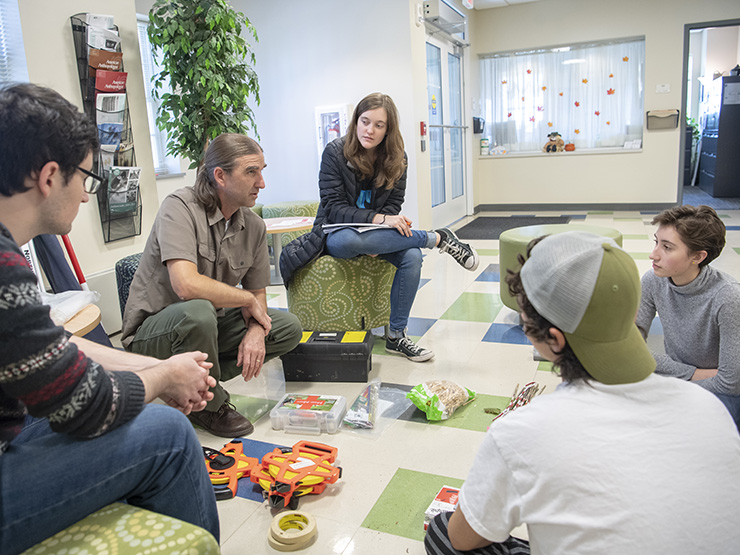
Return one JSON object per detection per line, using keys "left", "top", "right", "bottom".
{"left": 280, "top": 331, "right": 374, "bottom": 382}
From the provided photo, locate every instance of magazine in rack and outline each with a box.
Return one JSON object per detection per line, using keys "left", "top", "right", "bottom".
{"left": 321, "top": 223, "right": 392, "bottom": 234}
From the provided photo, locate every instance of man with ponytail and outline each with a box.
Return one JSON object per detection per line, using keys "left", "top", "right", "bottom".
{"left": 122, "top": 133, "right": 302, "bottom": 438}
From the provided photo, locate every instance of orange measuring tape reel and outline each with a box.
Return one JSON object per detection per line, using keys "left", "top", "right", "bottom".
{"left": 250, "top": 440, "right": 342, "bottom": 510}
{"left": 203, "top": 441, "right": 259, "bottom": 500}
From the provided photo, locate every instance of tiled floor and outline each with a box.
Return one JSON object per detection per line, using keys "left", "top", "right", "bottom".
{"left": 189, "top": 209, "right": 740, "bottom": 554}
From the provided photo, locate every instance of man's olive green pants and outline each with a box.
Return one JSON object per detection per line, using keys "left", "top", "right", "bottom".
{"left": 127, "top": 299, "right": 302, "bottom": 410}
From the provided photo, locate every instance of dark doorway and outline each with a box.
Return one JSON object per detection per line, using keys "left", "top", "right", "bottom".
{"left": 680, "top": 19, "right": 740, "bottom": 210}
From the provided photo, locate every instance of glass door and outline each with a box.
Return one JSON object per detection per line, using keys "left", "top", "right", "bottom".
{"left": 426, "top": 36, "right": 467, "bottom": 228}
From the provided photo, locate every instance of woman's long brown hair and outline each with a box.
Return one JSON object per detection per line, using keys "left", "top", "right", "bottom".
{"left": 343, "top": 93, "right": 406, "bottom": 190}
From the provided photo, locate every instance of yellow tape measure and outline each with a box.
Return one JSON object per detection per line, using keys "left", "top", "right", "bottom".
{"left": 267, "top": 511, "right": 317, "bottom": 551}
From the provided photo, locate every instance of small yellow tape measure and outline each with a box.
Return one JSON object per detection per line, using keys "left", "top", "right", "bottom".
{"left": 267, "top": 511, "right": 317, "bottom": 551}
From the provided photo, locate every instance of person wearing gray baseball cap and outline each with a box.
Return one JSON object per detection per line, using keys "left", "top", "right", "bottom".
{"left": 425, "top": 231, "right": 740, "bottom": 555}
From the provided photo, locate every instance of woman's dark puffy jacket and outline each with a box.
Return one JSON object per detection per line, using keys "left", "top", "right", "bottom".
{"left": 279, "top": 136, "right": 406, "bottom": 286}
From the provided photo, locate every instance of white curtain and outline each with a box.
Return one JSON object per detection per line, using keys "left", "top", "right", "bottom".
{"left": 479, "top": 38, "right": 645, "bottom": 152}
{"left": 0, "top": 0, "right": 29, "bottom": 84}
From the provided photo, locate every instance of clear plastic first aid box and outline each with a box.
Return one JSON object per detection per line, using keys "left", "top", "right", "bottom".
{"left": 270, "top": 393, "right": 347, "bottom": 435}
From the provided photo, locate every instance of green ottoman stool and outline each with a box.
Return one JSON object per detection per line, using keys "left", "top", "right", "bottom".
{"left": 22, "top": 503, "right": 218, "bottom": 554}
{"left": 287, "top": 255, "right": 397, "bottom": 331}
{"left": 499, "top": 223, "right": 623, "bottom": 312}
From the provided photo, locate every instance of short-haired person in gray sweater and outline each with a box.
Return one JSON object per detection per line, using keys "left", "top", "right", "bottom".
{"left": 636, "top": 205, "right": 740, "bottom": 428}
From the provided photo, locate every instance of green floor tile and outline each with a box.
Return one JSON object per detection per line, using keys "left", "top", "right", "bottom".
{"left": 229, "top": 394, "right": 278, "bottom": 423}
{"left": 734, "top": 248, "right": 740, "bottom": 256}
{"left": 266, "top": 293, "right": 279, "bottom": 301}
{"left": 415, "top": 393, "right": 510, "bottom": 432}
{"left": 476, "top": 248, "right": 499, "bottom": 256}
{"left": 629, "top": 252, "right": 650, "bottom": 259}
{"left": 537, "top": 360, "right": 554, "bottom": 373}
{"left": 362, "top": 468, "right": 464, "bottom": 541}
{"left": 587, "top": 211, "right": 613, "bottom": 215}
{"left": 623, "top": 234, "right": 649, "bottom": 240}
{"left": 440, "top": 292, "right": 503, "bottom": 323}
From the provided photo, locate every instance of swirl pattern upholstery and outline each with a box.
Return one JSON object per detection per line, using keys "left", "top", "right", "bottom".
{"left": 115, "top": 252, "right": 143, "bottom": 317}
{"left": 22, "top": 503, "right": 219, "bottom": 555}
{"left": 262, "top": 200, "right": 320, "bottom": 248}
{"left": 287, "top": 255, "right": 397, "bottom": 331}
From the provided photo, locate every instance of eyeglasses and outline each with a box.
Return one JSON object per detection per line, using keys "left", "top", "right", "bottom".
{"left": 76, "top": 166, "right": 104, "bottom": 194}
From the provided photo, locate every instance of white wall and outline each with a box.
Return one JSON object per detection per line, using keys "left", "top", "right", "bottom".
{"left": 18, "top": 0, "right": 159, "bottom": 275}
{"left": 705, "top": 25, "right": 740, "bottom": 77}
{"left": 470, "top": 0, "right": 740, "bottom": 208}
{"left": 234, "top": 0, "right": 423, "bottom": 222}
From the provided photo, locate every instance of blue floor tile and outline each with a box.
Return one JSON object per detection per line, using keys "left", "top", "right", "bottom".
{"left": 418, "top": 278, "right": 431, "bottom": 290}
{"left": 482, "top": 323, "right": 530, "bottom": 345}
{"left": 408, "top": 316, "right": 437, "bottom": 337}
{"left": 475, "top": 263, "right": 500, "bottom": 282}
{"left": 218, "top": 438, "right": 288, "bottom": 502}
{"left": 726, "top": 226, "right": 740, "bottom": 231}
{"left": 563, "top": 214, "right": 587, "bottom": 220}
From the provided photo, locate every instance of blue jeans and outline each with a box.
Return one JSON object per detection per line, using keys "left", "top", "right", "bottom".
{"left": 714, "top": 392, "right": 740, "bottom": 431}
{"left": 0, "top": 405, "right": 219, "bottom": 554}
{"left": 325, "top": 228, "right": 435, "bottom": 332}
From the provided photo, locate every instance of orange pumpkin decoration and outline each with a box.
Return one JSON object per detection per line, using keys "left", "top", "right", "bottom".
{"left": 564, "top": 143, "right": 576, "bottom": 152}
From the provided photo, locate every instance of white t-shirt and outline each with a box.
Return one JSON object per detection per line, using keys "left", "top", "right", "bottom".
{"left": 459, "top": 374, "right": 740, "bottom": 555}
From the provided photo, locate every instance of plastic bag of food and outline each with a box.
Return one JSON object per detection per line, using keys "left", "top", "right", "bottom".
{"left": 407, "top": 380, "right": 475, "bottom": 421}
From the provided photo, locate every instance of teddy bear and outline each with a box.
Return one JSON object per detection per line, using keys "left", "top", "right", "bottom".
{"left": 543, "top": 131, "right": 564, "bottom": 153}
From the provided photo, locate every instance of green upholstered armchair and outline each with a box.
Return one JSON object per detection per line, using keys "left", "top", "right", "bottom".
{"left": 22, "top": 503, "right": 219, "bottom": 555}
{"left": 262, "top": 200, "right": 320, "bottom": 248}
{"left": 287, "top": 255, "right": 397, "bottom": 331}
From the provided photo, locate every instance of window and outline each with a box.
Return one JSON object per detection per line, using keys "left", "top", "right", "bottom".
{"left": 0, "top": 0, "right": 29, "bottom": 84}
{"left": 479, "top": 37, "right": 645, "bottom": 154}
{"left": 136, "top": 14, "right": 180, "bottom": 177}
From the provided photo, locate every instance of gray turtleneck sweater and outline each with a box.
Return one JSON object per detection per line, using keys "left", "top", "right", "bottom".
{"left": 636, "top": 265, "right": 740, "bottom": 396}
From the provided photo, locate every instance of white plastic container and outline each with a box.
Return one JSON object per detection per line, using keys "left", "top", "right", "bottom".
{"left": 270, "top": 393, "right": 347, "bottom": 435}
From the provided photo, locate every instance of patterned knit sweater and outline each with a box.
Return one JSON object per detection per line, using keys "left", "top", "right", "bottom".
{"left": 0, "top": 222, "right": 145, "bottom": 455}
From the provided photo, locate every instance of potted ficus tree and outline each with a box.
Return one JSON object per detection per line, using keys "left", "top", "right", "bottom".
{"left": 147, "top": 0, "right": 260, "bottom": 168}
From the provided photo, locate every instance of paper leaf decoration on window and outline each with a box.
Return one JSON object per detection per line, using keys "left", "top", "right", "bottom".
{"left": 582, "top": 78, "right": 588, "bottom": 84}
{"left": 622, "top": 56, "right": 629, "bottom": 62}
{"left": 502, "top": 80, "right": 507, "bottom": 84}
{"left": 606, "top": 121, "right": 611, "bottom": 125}
{"left": 595, "top": 111, "right": 600, "bottom": 116}
{"left": 507, "top": 112, "right": 512, "bottom": 118}
{"left": 609, "top": 73, "right": 614, "bottom": 78}
{"left": 541, "top": 86, "right": 547, "bottom": 91}
{"left": 529, "top": 116, "right": 535, "bottom": 122}
{"left": 574, "top": 101, "right": 580, "bottom": 107}
{"left": 537, "top": 106, "right": 544, "bottom": 112}
{"left": 547, "top": 121, "right": 553, "bottom": 127}
{"left": 559, "top": 92, "right": 564, "bottom": 96}
{"left": 574, "top": 129, "right": 581, "bottom": 134}
{"left": 526, "top": 69, "right": 532, "bottom": 74}
{"left": 607, "top": 88, "right": 615, "bottom": 95}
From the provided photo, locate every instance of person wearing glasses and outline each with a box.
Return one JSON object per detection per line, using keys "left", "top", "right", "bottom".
{"left": 0, "top": 83, "right": 219, "bottom": 554}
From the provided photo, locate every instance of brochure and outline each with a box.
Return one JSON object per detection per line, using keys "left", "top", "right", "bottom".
{"left": 94, "top": 70, "right": 127, "bottom": 95}
{"left": 88, "top": 48, "right": 123, "bottom": 74}
{"left": 87, "top": 25, "right": 120, "bottom": 51}
{"left": 96, "top": 93, "right": 126, "bottom": 124}
{"left": 107, "top": 166, "right": 141, "bottom": 215}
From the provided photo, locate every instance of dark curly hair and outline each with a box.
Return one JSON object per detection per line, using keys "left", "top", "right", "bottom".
{"left": 651, "top": 205, "right": 725, "bottom": 267}
{"left": 505, "top": 236, "right": 593, "bottom": 384}
{"left": 0, "top": 83, "right": 99, "bottom": 197}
